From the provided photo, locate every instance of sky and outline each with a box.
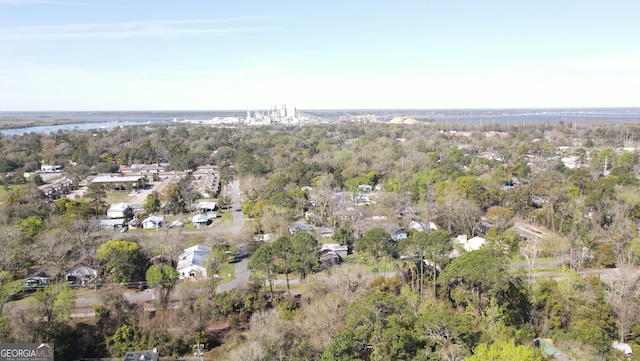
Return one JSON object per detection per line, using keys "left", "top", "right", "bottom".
{"left": 0, "top": 0, "right": 639, "bottom": 111}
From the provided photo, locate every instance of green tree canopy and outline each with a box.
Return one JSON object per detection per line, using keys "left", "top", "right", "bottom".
{"left": 142, "top": 191, "right": 161, "bottom": 214}
{"left": 145, "top": 264, "right": 180, "bottom": 306}
{"left": 291, "top": 231, "right": 320, "bottom": 280}
{"left": 248, "top": 244, "right": 277, "bottom": 300}
{"left": 467, "top": 339, "right": 543, "bottom": 361}
{"left": 31, "top": 283, "right": 76, "bottom": 323}
{"left": 356, "top": 228, "right": 392, "bottom": 275}
{"left": 96, "top": 239, "right": 147, "bottom": 284}
{"left": 439, "top": 249, "right": 507, "bottom": 318}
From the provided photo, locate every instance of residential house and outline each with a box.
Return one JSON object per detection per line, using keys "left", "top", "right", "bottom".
{"left": 454, "top": 235, "right": 487, "bottom": 252}
{"left": 66, "top": 265, "right": 98, "bottom": 285}
{"left": 289, "top": 222, "right": 315, "bottom": 235}
{"left": 141, "top": 215, "right": 164, "bottom": 229}
{"left": 408, "top": 220, "right": 439, "bottom": 232}
{"left": 169, "top": 220, "right": 184, "bottom": 228}
{"left": 389, "top": 227, "right": 408, "bottom": 242}
{"left": 107, "top": 202, "right": 131, "bottom": 219}
{"left": 123, "top": 349, "right": 159, "bottom": 361}
{"left": 192, "top": 214, "right": 209, "bottom": 227}
{"left": 177, "top": 245, "right": 212, "bottom": 279}
{"left": 40, "top": 164, "right": 63, "bottom": 173}
{"left": 194, "top": 202, "right": 218, "bottom": 218}
{"left": 320, "top": 243, "right": 349, "bottom": 257}
{"left": 98, "top": 218, "right": 126, "bottom": 230}
{"left": 320, "top": 243, "right": 348, "bottom": 267}
{"left": 316, "top": 227, "right": 335, "bottom": 239}
{"left": 23, "top": 276, "right": 51, "bottom": 288}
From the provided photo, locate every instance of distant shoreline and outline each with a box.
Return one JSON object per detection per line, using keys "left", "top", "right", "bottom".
{"left": 1, "top": 108, "right": 639, "bottom": 135}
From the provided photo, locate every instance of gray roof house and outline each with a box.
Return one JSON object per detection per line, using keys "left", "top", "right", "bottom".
{"left": 66, "top": 265, "right": 98, "bottom": 285}
{"left": 141, "top": 215, "right": 164, "bottom": 229}
{"left": 98, "top": 218, "right": 126, "bottom": 229}
{"left": 289, "top": 222, "right": 315, "bottom": 235}
{"left": 177, "top": 245, "right": 212, "bottom": 279}
{"left": 192, "top": 213, "right": 209, "bottom": 227}
{"left": 123, "top": 349, "right": 159, "bottom": 361}
{"left": 107, "top": 202, "right": 131, "bottom": 219}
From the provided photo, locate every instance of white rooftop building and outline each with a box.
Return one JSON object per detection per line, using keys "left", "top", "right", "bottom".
{"left": 107, "top": 202, "right": 131, "bottom": 219}
{"left": 177, "top": 245, "right": 212, "bottom": 279}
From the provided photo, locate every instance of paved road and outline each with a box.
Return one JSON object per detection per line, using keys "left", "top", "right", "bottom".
{"left": 217, "top": 179, "right": 250, "bottom": 292}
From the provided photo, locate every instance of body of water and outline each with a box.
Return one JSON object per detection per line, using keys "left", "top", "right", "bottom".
{"left": 1, "top": 120, "right": 169, "bottom": 136}
{"left": 2, "top": 109, "right": 640, "bottom": 135}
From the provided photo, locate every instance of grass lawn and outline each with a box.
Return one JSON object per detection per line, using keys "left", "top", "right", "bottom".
{"left": 508, "top": 256, "right": 559, "bottom": 266}
{"left": 341, "top": 254, "right": 399, "bottom": 274}
{"left": 105, "top": 192, "right": 130, "bottom": 203}
{"left": 218, "top": 212, "right": 233, "bottom": 223}
{"left": 217, "top": 261, "right": 235, "bottom": 286}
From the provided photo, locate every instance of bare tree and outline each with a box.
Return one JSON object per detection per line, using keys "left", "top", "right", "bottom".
{"left": 34, "top": 229, "right": 74, "bottom": 280}
{"left": 0, "top": 223, "right": 22, "bottom": 272}
{"left": 606, "top": 264, "right": 640, "bottom": 343}
{"left": 520, "top": 241, "right": 538, "bottom": 284}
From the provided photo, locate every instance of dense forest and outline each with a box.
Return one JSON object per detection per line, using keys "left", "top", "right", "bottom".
{"left": 2, "top": 121, "right": 640, "bottom": 360}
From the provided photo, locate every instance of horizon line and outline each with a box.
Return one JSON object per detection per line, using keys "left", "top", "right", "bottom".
{"left": 1, "top": 106, "right": 640, "bottom": 113}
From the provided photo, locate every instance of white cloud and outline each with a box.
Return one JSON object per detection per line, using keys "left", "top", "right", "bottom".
{"left": 0, "top": 18, "right": 270, "bottom": 40}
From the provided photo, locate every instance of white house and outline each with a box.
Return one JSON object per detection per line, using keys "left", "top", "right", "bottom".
{"left": 195, "top": 201, "right": 217, "bottom": 218}
{"left": 141, "top": 215, "right": 164, "bottom": 229}
{"left": 98, "top": 218, "right": 126, "bottom": 229}
{"left": 192, "top": 213, "right": 209, "bottom": 227}
{"left": 408, "top": 221, "right": 439, "bottom": 232}
{"left": 177, "top": 245, "right": 212, "bottom": 279}
{"left": 40, "top": 164, "right": 63, "bottom": 173}
{"left": 456, "top": 235, "right": 486, "bottom": 252}
{"left": 107, "top": 202, "right": 131, "bottom": 219}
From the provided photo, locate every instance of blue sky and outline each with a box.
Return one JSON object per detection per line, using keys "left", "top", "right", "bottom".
{"left": 0, "top": 0, "right": 638, "bottom": 110}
